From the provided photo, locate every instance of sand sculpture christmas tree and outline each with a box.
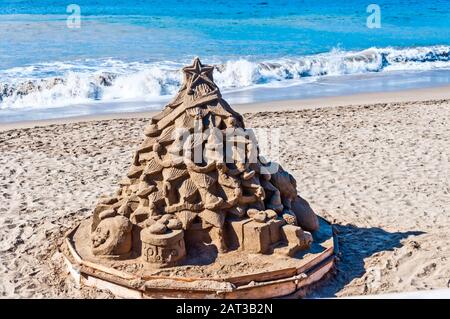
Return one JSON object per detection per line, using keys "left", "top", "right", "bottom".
{"left": 63, "top": 59, "right": 335, "bottom": 298}
{"left": 88, "top": 58, "right": 321, "bottom": 266}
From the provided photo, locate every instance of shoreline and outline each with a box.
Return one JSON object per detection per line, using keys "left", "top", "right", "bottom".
{"left": 1, "top": 84, "right": 450, "bottom": 132}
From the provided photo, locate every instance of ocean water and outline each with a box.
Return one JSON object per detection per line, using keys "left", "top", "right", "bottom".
{"left": 0, "top": 0, "right": 449, "bottom": 122}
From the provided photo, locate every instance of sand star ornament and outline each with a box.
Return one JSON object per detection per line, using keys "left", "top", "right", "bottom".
{"left": 183, "top": 57, "right": 215, "bottom": 89}
{"left": 61, "top": 58, "right": 336, "bottom": 299}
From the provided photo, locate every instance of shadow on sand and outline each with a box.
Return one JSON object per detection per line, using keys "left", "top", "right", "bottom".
{"left": 306, "top": 224, "right": 424, "bottom": 298}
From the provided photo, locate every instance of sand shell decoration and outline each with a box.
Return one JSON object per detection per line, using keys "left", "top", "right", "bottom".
{"left": 166, "top": 202, "right": 203, "bottom": 213}
{"left": 207, "top": 103, "right": 233, "bottom": 117}
{"left": 162, "top": 167, "right": 188, "bottom": 182}
{"left": 148, "top": 190, "right": 165, "bottom": 204}
{"left": 143, "top": 157, "right": 164, "bottom": 176}
{"left": 199, "top": 209, "right": 225, "bottom": 228}
{"left": 189, "top": 171, "right": 217, "bottom": 189}
{"left": 156, "top": 126, "right": 175, "bottom": 145}
{"left": 179, "top": 178, "right": 198, "bottom": 201}
{"left": 175, "top": 210, "right": 198, "bottom": 230}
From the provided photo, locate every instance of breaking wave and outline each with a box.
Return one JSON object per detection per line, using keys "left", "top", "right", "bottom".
{"left": 1, "top": 45, "right": 449, "bottom": 110}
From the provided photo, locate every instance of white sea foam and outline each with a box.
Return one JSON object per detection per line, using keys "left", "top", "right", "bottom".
{"left": 1, "top": 45, "right": 449, "bottom": 110}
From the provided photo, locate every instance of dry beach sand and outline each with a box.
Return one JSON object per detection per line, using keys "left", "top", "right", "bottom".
{"left": 1, "top": 87, "right": 450, "bottom": 298}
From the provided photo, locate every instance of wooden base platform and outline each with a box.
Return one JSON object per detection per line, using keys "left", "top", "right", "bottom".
{"left": 60, "top": 217, "right": 337, "bottom": 299}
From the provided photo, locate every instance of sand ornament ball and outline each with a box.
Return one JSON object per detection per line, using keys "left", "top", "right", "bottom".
{"left": 62, "top": 58, "right": 334, "bottom": 298}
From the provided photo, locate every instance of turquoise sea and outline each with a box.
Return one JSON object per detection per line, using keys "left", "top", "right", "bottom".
{"left": 1, "top": 0, "right": 449, "bottom": 122}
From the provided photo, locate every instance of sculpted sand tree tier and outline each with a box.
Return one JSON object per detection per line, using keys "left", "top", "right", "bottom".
{"left": 90, "top": 58, "right": 320, "bottom": 266}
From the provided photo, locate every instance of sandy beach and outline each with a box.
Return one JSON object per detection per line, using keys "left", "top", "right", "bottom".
{"left": 1, "top": 87, "right": 450, "bottom": 298}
